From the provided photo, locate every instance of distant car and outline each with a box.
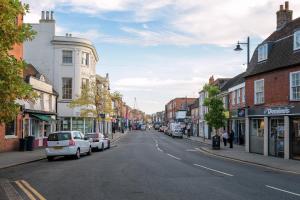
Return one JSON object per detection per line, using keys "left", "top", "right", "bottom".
{"left": 85, "top": 133, "right": 110, "bottom": 151}
{"left": 159, "top": 126, "right": 167, "bottom": 132}
{"left": 141, "top": 124, "right": 147, "bottom": 130}
{"left": 46, "top": 131, "right": 92, "bottom": 161}
{"left": 154, "top": 123, "right": 161, "bottom": 130}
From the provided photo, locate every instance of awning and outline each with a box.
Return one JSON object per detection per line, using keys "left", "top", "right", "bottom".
{"left": 31, "top": 114, "right": 52, "bottom": 122}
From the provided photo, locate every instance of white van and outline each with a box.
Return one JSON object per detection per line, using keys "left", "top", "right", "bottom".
{"left": 170, "top": 123, "right": 183, "bottom": 138}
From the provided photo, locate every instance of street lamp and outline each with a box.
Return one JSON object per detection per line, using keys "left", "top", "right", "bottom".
{"left": 234, "top": 36, "right": 250, "bottom": 67}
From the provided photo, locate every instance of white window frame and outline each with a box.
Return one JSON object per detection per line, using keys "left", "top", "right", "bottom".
{"left": 62, "top": 77, "right": 73, "bottom": 100}
{"left": 81, "top": 52, "right": 89, "bottom": 66}
{"left": 237, "top": 89, "right": 241, "bottom": 104}
{"left": 290, "top": 71, "right": 300, "bottom": 101}
{"left": 254, "top": 79, "right": 264, "bottom": 104}
{"left": 258, "top": 44, "right": 268, "bottom": 62}
{"left": 294, "top": 31, "right": 300, "bottom": 51}
{"left": 62, "top": 50, "right": 73, "bottom": 64}
{"left": 242, "top": 87, "right": 245, "bottom": 103}
{"left": 232, "top": 91, "right": 236, "bottom": 105}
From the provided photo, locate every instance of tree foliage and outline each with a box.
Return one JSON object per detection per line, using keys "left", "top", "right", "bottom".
{"left": 0, "top": 0, "right": 36, "bottom": 123}
{"left": 110, "top": 91, "right": 123, "bottom": 117}
{"left": 203, "top": 84, "right": 226, "bottom": 133}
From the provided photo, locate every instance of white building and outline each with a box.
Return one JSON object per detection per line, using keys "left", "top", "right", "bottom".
{"left": 198, "top": 90, "right": 209, "bottom": 139}
{"left": 24, "top": 11, "right": 99, "bottom": 134}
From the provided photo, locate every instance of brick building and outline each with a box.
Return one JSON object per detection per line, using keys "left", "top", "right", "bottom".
{"left": 165, "top": 98, "right": 197, "bottom": 123}
{"left": 244, "top": 1, "right": 300, "bottom": 160}
{"left": 0, "top": 15, "right": 24, "bottom": 152}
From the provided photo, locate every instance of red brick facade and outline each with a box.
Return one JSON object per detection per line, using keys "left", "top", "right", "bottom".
{"left": 165, "top": 98, "right": 197, "bottom": 122}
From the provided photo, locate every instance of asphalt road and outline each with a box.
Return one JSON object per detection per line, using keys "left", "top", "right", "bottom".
{"left": 0, "top": 130, "right": 300, "bottom": 200}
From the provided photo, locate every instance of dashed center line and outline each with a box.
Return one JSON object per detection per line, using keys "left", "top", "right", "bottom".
{"left": 193, "top": 164, "right": 234, "bottom": 177}
{"left": 266, "top": 185, "right": 300, "bottom": 197}
{"left": 167, "top": 154, "right": 181, "bottom": 160}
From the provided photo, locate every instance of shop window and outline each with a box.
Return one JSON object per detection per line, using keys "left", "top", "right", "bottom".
{"left": 269, "top": 118, "right": 284, "bottom": 158}
{"left": 5, "top": 120, "right": 16, "bottom": 136}
{"left": 254, "top": 79, "right": 264, "bottom": 104}
{"left": 250, "top": 118, "right": 264, "bottom": 154}
{"left": 61, "top": 117, "right": 71, "bottom": 131}
{"left": 85, "top": 118, "right": 94, "bottom": 133}
{"left": 72, "top": 117, "right": 84, "bottom": 133}
{"left": 290, "top": 71, "right": 300, "bottom": 101}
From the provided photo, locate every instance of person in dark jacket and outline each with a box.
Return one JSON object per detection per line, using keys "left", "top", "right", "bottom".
{"left": 229, "top": 130, "right": 234, "bottom": 148}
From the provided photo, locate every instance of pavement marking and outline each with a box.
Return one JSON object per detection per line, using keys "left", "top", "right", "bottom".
{"left": 15, "top": 180, "right": 46, "bottom": 200}
{"left": 0, "top": 179, "right": 23, "bottom": 200}
{"left": 193, "top": 164, "right": 234, "bottom": 177}
{"left": 167, "top": 153, "right": 181, "bottom": 160}
{"left": 266, "top": 185, "right": 300, "bottom": 197}
{"left": 157, "top": 147, "right": 163, "bottom": 152}
{"left": 186, "top": 149, "right": 198, "bottom": 152}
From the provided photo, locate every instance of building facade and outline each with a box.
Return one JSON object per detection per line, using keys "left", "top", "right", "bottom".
{"left": 245, "top": 2, "right": 300, "bottom": 160}
{"left": 24, "top": 11, "right": 99, "bottom": 134}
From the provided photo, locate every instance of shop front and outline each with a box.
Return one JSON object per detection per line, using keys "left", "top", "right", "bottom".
{"left": 58, "top": 117, "right": 95, "bottom": 134}
{"left": 230, "top": 108, "right": 246, "bottom": 145}
{"left": 248, "top": 105, "right": 300, "bottom": 160}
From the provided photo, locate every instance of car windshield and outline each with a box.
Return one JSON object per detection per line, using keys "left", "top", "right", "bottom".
{"left": 48, "top": 132, "right": 71, "bottom": 141}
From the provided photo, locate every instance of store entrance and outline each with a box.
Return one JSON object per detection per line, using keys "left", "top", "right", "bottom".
{"left": 291, "top": 118, "right": 300, "bottom": 160}
{"left": 269, "top": 118, "right": 284, "bottom": 158}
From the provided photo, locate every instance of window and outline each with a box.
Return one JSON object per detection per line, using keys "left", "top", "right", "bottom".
{"left": 242, "top": 87, "right": 245, "bottom": 103}
{"left": 232, "top": 91, "right": 236, "bottom": 105}
{"left": 237, "top": 89, "right": 241, "bottom": 104}
{"left": 82, "top": 52, "right": 89, "bottom": 66}
{"left": 258, "top": 44, "right": 268, "bottom": 62}
{"left": 290, "top": 71, "right": 300, "bottom": 100}
{"left": 72, "top": 118, "right": 84, "bottom": 133}
{"left": 62, "top": 78, "right": 72, "bottom": 99}
{"left": 254, "top": 79, "right": 264, "bottom": 104}
{"left": 250, "top": 118, "right": 264, "bottom": 154}
{"left": 81, "top": 78, "right": 89, "bottom": 90}
{"left": 62, "top": 50, "right": 73, "bottom": 64}
{"left": 5, "top": 120, "right": 16, "bottom": 136}
{"left": 294, "top": 31, "right": 300, "bottom": 51}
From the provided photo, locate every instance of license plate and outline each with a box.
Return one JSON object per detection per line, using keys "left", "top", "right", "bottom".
{"left": 53, "top": 146, "right": 63, "bottom": 150}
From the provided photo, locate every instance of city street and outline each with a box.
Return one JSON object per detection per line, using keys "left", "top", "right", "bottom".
{"left": 0, "top": 130, "right": 299, "bottom": 200}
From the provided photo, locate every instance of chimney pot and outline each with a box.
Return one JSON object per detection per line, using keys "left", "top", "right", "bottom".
{"left": 41, "top": 11, "right": 45, "bottom": 20}
{"left": 50, "top": 11, "right": 54, "bottom": 20}
{"left": 285, "top": 1, "right": 289, "bottom": 10}
{"left": 46, "top": 11, "right": 49, "bottom": 20}
{"left": 280, "top": 5, "right": 284, "bottom": 11}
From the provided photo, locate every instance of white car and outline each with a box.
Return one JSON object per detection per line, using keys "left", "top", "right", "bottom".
{"left": 46, "top": 131, "right": 92, "bottom": 161}
{"left": 85, "top": 133, "right": 110, "bottom": 151}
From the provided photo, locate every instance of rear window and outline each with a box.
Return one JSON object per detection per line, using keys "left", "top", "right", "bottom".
{"left": 48, "top": 132, "right": 71, "bottom": 141}
{"left": 85, "top": 134, "right": 99, "bottom": 139}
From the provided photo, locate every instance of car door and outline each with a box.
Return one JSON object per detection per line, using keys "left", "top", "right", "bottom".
{"left": 80, "top": 132, "right": 89, "bottom": 152}
{"left": 73, "top": 132, "right": 82, "bottom": 151}
{"left": 101, "top": 134, "right": 108, "bottom": 148}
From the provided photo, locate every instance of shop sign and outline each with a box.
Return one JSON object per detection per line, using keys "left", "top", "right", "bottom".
{"left": 264, "top": 107, "right": 290, "bottom": 115}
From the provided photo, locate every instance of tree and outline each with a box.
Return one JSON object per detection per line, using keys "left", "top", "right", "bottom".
{"left": 0, "top": 0, "right": 36, "bottom": 123}
{"left": 203, "top": 84, "right": 226, "bottom": 136}
{"left": 110, "top": 91, "right": 123, "bottom": 117}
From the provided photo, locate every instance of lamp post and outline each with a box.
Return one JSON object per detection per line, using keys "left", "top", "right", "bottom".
{"left": 234, "top": 36, "right": 250, "bottom": 67}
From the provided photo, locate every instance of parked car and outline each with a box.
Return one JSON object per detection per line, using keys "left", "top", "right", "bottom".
{"left": 154, "top": 123, "right": 161, "bottom": 130}
{"left": 46, "top": 131, "right": 92, "bottom": 161}
{"left": 169, "top": 123, "right": 183, "bottom": 138}
{"left": 85, "top": 133, "right": 110, "bottom": 151}
{"left": 159, "top": 126, "right": 167, "bottom": 132}
{"left": 141, "top": 124, "right": 147, "bottom": 131}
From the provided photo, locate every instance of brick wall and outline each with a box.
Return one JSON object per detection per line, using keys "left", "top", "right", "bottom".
{"left": 246, "top": 65, "right": 300, "bottom": 107}
{"left": 165, "top": 98, "right": 197, "bottom": 122}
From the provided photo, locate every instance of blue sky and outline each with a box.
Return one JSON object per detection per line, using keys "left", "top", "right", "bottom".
{"left": 23, "top": 0, "right": 300, "bottom": 114}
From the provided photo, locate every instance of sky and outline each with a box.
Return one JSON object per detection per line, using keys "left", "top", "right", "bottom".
{"left": 22, "top": 0, "right": 300, "bottom": 114}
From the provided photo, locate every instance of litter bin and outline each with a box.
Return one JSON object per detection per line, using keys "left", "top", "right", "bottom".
{"left": 26, "top": 136, "right": 35, "bottom": 151}
{"left": 19, "top": 138, "right": 27, "bottom": 151}
{"left": 212, "top": 135, "right": 220, "bottom": 150}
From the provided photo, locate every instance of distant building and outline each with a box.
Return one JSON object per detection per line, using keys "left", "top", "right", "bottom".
{"left": 165, "top": 98, "right": 197, "bottom": 123}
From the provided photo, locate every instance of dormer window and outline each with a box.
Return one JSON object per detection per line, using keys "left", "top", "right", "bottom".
{"left": 294, "top": 31, "right": 300, "bottom": 51}
{"left": 258, "top": 43, "right": 268, "bottom": 62}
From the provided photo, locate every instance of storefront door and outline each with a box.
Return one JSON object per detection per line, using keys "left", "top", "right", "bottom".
{"left": 250, "top": 118, "right": 264, "bottom": 154}
{"left": 237, "top": 120, "right": 245, "bottom": 145}
{"left": 269, "top": 118, "right": 284, "bottom": 158}
{"left": 291, "top": 118, "right": 300, "bottom": 160}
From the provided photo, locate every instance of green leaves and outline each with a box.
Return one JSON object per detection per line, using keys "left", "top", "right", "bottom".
{"left": 203, "top": 84, "right": 226, "bottom": 130}
{"left": 0, "top": 0, "right": 36, "bottom": 122}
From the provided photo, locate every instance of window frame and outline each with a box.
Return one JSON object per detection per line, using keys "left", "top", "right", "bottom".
{"left": 62, "top": 50, "right": 73, "bottom": 65}
{"left": 257, "top": 43, "right": 268, "bottom": 62}
{"left": 242, "top": 87, "right": 245, "bottom": 103}
{"left": 294, "top": 31, "right": 300, "bottom": 51}
{"left": 236, "top": 89, "right": 241, "bottom": 104}
{"left": 290, "top": 71, "right": 300, "bottom": 101}
{"left": 254, "top": 79, "right": 264, "bottom": 105}
{"left": 231, "top": 91, "right": 236, "bottom": 105}
{"left": 5, "top": 120, "right": 16, "bottom": 138}
{"left": 81, "top": 52, "right": 89, "bottom": 66}
{"left": 62, "top": 77, "right": 73, "bottom": 100}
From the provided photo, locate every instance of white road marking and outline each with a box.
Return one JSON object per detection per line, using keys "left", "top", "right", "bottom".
{"left": 157, "top": 147, "right": 163, "bottom": 152}
{"left": 193, "top": 164, "right": 234, "bottom": 177}
{"left": 186, "top": 149, "right": 198, "bottom": 152}
{"left": 167, "top": 154, "right": 181, "bottom": 160}
{"left": 266, "top": 185, "right": 300, "bottom": 197}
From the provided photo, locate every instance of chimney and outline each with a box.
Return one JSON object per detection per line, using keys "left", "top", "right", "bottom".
{"left": 276, "top": 1, "right": 293, "bottom": 30}
{"left": 209, "top": 76, "right": 214, "bottom": 84}
{"left": 41, "top": 11, "right": 45, "bottom": 20}
{"left": 46, "top": 11, "right": 49, "bottom": 20}
{"left": 50, "top": 11, "right": 54, "bottom": 20}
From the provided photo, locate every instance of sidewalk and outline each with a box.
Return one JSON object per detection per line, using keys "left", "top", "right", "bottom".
{"left": 0, "top": 131, "right": 127, "bottom": 170}
{"left": 184, "top": 135, "right": 300, "bottom": 174}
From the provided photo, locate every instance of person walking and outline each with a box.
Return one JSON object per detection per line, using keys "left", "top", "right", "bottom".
{"left": 222, "top": 131, "right": 228, "bottom": 146}
{"left": 229, "top": 130, "right": 234, "bottom": 148}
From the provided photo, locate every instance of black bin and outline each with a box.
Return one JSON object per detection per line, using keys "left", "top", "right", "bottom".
{"left": 26, "top": 136, "right": 35, "bottom": 151}
{"left": 19, "top": 138, "right": 27, "bottom": 151}
{"left": 212, "top": 135, "right": 220, "bottom": 150}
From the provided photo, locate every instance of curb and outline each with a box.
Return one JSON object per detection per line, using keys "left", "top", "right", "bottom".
{"left": 198, "top": 146, "right": 300, "bottom": 175}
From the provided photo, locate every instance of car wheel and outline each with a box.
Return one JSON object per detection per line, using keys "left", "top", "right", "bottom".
{"left": 87, "top": 146, "right": 92, "bottom": 155}
{"left": 75, "top": 148, "right": 80, "bottom": 159}
{"left": 107, "top": 141, "right": 110, "bottom": 149}
{"left": 47, "top": 156, "right": 54, "bottom": 161}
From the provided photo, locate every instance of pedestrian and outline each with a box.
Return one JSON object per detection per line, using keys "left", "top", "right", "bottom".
{"left": 229, "top": 129, "right": 234, "bottom": 148}
{"left": 222, "top": 130, "right": 228, "bottom": 146}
